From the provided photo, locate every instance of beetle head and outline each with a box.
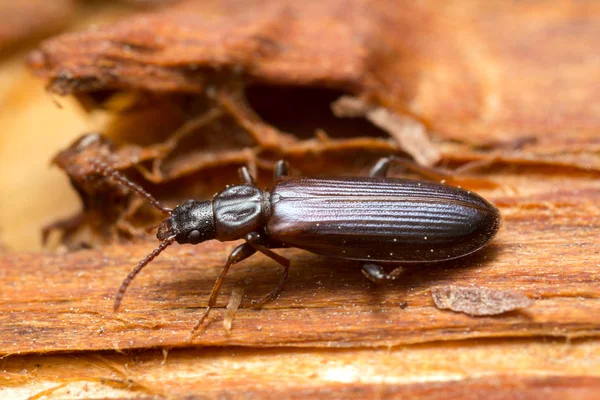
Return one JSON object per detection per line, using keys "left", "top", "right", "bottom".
{"left": 157, "top": 199, "right": 216, "bottom": 245}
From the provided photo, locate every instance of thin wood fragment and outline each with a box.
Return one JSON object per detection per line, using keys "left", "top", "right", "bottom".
{"left": 223, "top": 287, "right": 244, "bottom": 333}
{"left": 432, "top": 285, "right": 534, "bottom": 316}
{"left": 332, "top": 96, "right": 440, "bottom": 166}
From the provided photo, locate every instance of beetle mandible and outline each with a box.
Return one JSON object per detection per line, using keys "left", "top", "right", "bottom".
{"left": 91, "top": 157, "right": 501, "bottom": 334}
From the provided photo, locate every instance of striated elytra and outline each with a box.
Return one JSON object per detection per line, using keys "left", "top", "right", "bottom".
{"left": 266, "top": 176, "right": 500, "bottom": 263}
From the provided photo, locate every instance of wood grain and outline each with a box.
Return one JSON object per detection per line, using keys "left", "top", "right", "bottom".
{"left": 2, "top": 341, "right": 599, "bottom": 399}
{"left": 1, "top": 171, "right": 599, "bottom": 355}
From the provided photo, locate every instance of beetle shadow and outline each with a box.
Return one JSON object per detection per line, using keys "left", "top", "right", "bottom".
{"left": 385, "top": 244, "right": 502, "bottom": 286}
{"left": 349, "top": 244, "right": 504, "bottom": 310}
{"left": 157, "top": 243, "right": 503, "bottom": 318}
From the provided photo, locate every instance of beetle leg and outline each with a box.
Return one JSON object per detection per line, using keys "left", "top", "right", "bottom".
{"left": 42, "top": 212, "right": 87, "bottom": 246}
{"left": 189, "top": 242, "right": 257, "bottom": 339}
{"left": 252, "top": 262, "right": 290, "bottom": 308}
{"left": 274, "top": 160, "right": 289, "bottom": 179}
{"left": 369, "top": 157, "right": 393, "bottom": 177}
{"left": 370, "top": 156, "right": 452, "bottom": 180}
{"left": 245, "top": 231, "right": 291, "bottom": 307}
{"left": 361, "top": 263, "right": 405, "bottom": 284}
{"left": 239, "top": 166, "right": 256, "bottom": 185}
{"left": 370, "top": 156, "right": 501, "bottom": 190}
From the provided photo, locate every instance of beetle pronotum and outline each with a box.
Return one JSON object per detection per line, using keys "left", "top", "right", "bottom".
{"left": 91, "top": 157, "right": 500, "bottom": 334}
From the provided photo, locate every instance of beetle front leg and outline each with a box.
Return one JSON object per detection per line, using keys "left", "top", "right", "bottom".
{"left": 361, "top": 263, "right": 405, "bottom": 284}
{"left": 189, "top": 242, "right": 257, "bottom": 339}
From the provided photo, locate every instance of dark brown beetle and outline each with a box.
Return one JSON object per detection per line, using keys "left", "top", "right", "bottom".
{"left": 92, "top": 157, "right": 501, "bottom": 333}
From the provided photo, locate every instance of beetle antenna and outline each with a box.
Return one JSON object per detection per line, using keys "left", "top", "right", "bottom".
{"left": 113, "top": 236, "right": 176, "bottom": 312}
{"left": 90, "top": 158, "right": 172, "bottom": 215}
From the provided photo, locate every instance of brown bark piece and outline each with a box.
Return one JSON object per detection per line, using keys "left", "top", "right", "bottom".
{"left": 431, "top": 285, "right": 534, "bottom": 316}
{"left": 28, "top": 0, "right": 600, "bottom": 153}
{"left": 2, "top": 342, "right": 599, "bottom": 399}
{"left": 332, "top": 96, "right": 441, "bottom": 166}
{"left": 28, "top": 0, "right": 371, "bottom": 94}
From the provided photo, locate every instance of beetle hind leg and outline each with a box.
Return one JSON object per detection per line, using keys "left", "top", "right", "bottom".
{"left": 361, "top": 263, "right": 405, "bottom": 283}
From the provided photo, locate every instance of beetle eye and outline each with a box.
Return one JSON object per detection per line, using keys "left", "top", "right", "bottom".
{"left": 187, "top": 230, "right": 202, "bottom": 244}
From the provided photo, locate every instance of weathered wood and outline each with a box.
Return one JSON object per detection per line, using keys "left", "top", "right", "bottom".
{"left": 28, "top": 0, "right": 600, "bottom": 161}
{"left": 1, "top": 171, "right": 599, "bottom": 354}
{"left": 2, "top": 340, "right": 599, "bottom": 399}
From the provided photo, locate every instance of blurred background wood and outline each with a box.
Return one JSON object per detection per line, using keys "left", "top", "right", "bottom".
{"left": 0, "top": 1, "right": 599, "bottom": 398}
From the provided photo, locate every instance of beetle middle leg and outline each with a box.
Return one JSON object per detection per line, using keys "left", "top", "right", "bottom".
{"left": 361, "top": 263, "right": 405, "bottom": 284}
{"left": 189, "top": 232, "right": 289, "bottom": 338}
{"left": 251, "top": 263, "right": 290, "bottom": 308}
{"left": 245, "top": 231, "right": 291, "bottom": 308}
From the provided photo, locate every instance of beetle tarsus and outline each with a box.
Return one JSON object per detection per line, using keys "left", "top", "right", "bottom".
{"left": 369, "top": 156, "right": 501, "bottom": 191}
{"left": 361, "top": 263, "right": 406, "bottom": 284}
{"left": 187, "top": 306, "right": 212, "bottom": 341}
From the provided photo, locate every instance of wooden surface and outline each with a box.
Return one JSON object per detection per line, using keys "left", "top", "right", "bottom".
{"left": 29, "top": 0, "right": 600, "bottom": 158}
{"left": 1, "top": 170, "right": 599, "bottom": 352}
{"left": 2, "top": 169, "right": 599, "bottom": 398}
{"left": 1, "top": 1, "right": 600, "bottom": 398}
{"left": 2, "top": 341, "right": 599, "bottom": 399}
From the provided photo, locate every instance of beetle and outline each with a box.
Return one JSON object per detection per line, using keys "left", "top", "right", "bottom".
{"left": 91, "top": 156, "right": 501, "bottom": 334}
